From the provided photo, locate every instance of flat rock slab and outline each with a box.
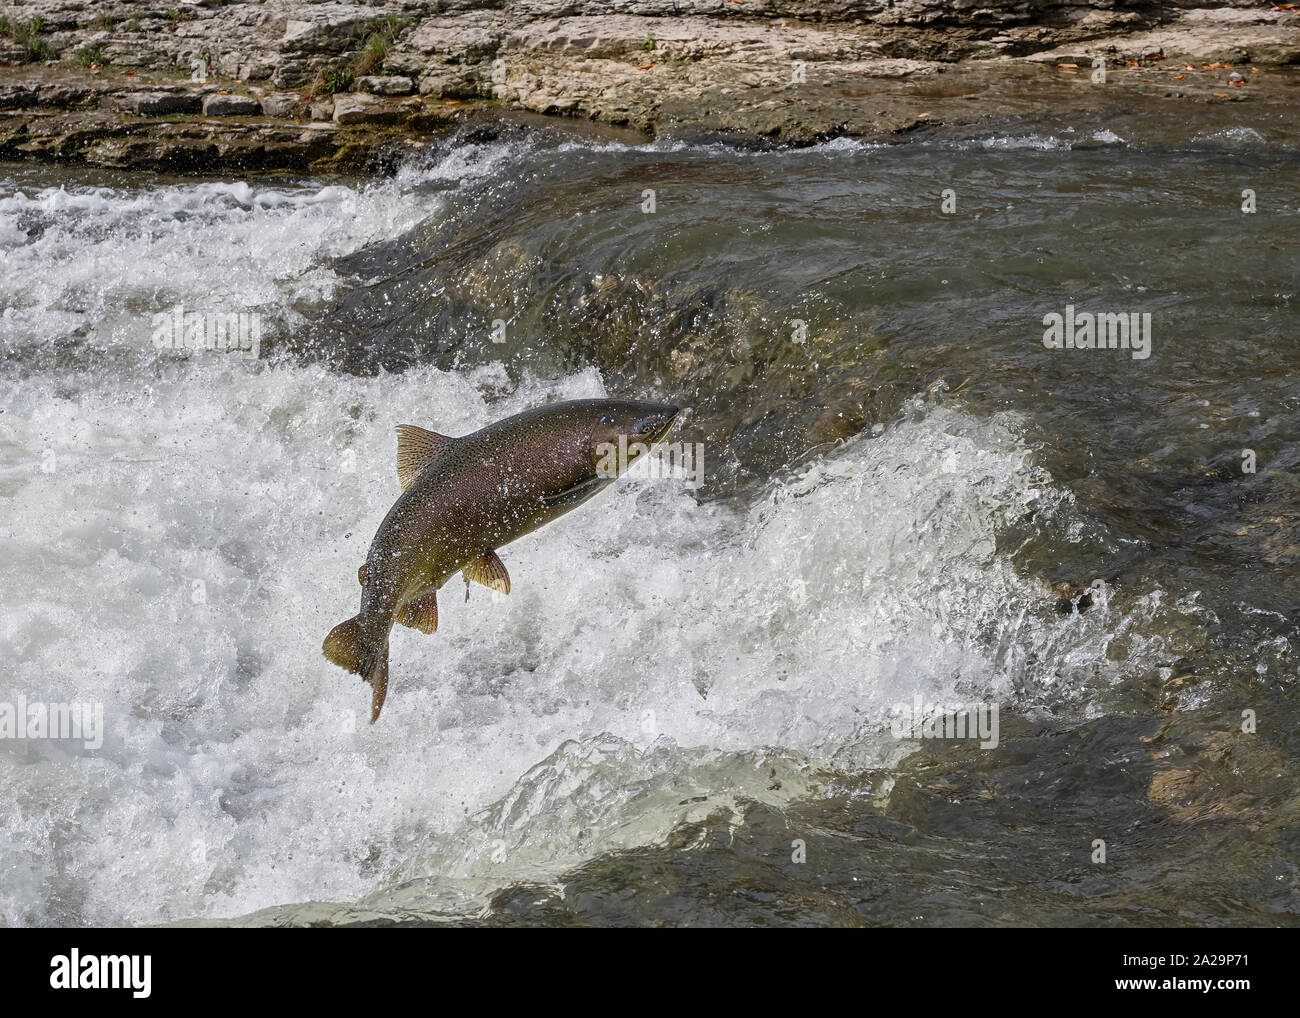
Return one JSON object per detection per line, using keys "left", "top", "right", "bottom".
{"left": 0, "top": 86, "right": 40, "bottom": 110}
{"left": 122, "top": 92, "right": 203, "bottom": 116}
{"left": 260, "top": 92, "right": 305, "bottom": 117}
{"left": 356, "top": 76, "right": 416, "bottom": 96}
{"left": 203, "top": 94, "right": 263, "bottom": 116}
{"left": 333, "top": 93, "right": 399, "bottom": 124}
{"left": 2, "top": 85, "right": 85, "bottom": 111}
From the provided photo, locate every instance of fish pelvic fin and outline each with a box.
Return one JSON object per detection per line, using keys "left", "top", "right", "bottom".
{"left": 396, "top": 587, "right": 438, "bottom": 634}
{"left": 395, "top": 424, "right": 454, "bottom": 491}
{"left": 463, "top": 549, "right": 510, "bottom": 598}
{"left": 323, "top": 617, "right": 391, "bottom": 723}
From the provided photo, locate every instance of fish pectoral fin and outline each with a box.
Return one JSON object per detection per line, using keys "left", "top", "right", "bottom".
{"left": 396, "top": 587, "right": 439, "bottom": 634}
{"left": 357, "top": 564, "right": 367, "bottom": 586}
{"left": 542, "top": 475, "right": 607, "bottom": 509}
{"left": 395, "top": 424, "right": 455, "bottom": 491}
{"left": 463, "top": 549, "right": 510, "bottom": 598}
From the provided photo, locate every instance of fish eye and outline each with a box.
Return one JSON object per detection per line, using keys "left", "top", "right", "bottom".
{"left": 635, "top": 418, "right": 656, "bottom": 435}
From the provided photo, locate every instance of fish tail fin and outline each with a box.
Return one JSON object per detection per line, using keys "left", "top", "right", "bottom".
{"left": 323, "top": 618, "right": 392, "bottom": 724}
{"left": 365, "top": 642, "right": 390, "bottom": 725}
{"left": 323, "top": 616, "right": 366, "bottom": 674}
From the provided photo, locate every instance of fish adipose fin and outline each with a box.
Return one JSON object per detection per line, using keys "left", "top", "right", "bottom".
{"left": 322, "top": 617, "right": 391, "bottom": 724}
{"left": 395, "top": 424, "right": 455, "bottom": 490}
{"left": 542, "top": 475, "right": 607, "bottom": 509}
{"left": 397, "top": 587, "right": 439, "bottom": 634}
{"left": 463, "top": 550, "right": 510, "bottom": 602}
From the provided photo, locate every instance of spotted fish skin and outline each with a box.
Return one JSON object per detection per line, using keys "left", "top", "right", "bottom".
{"left": 323, "top": 398, "right": 679, "bottom": 723}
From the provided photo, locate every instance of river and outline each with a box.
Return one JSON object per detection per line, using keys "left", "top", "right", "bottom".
{"left": 2, "top": 110, "right": 1297, "bottom": 926}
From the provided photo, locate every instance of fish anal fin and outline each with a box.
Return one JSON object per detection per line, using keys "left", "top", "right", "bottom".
{"left": 463, "top": 549, "right": 510, "bottom": 597}
{"left": 397, "top": 587, "right": 439, "bottom": 634}
{"left": 396, "top": 424, "right": 454, "bottom": 491}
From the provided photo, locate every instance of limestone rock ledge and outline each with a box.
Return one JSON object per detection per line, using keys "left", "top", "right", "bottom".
{"left": 0, "top": 1, "right": 1296, "bottom": 170}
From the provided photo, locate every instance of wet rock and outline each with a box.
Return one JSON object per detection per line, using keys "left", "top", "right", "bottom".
{"left": 202, "top": 93, "right": 262, "bottom": 116}
{"left": 0, "top": 86, "right": 39, "bottom": 110}
{"left": 37, "top": 85, "right": 92, "bottom": 109}
{"left": 2, "top": 1, "right": 1300, "bottom": 171}
{"left": 121, "top": 92, "right": 202, "bottom": 116}
{"left": 332, "top": 94, "right": 397, "bottom": 125}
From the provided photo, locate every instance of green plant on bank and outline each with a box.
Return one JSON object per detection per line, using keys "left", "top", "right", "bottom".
{"left": 314, "top": 65, "right": 355, "bottom": 94}
{"left": 189, "top": 49, "right": 213, "bottom": 79}
{"left": 351, "top": 31, "right": 389, "bottom": 76}
{"left": 349, "top": 15, "right": 407, "bottom": 77}
{"left": 643, "top": 36, "right": 655, "bottom": 52}
{"left": 305, "top": 15, "right": 411, "bottom": 96}
{"left": 69, "top": 44, "right": 106, "bottom": 67}
{"left": 0, "top": 15, "right": 56, "bottom": 61}
{"left": 126, "top": 16, "right": 144, "bottom": 34}
{"left": 165, "top": 8, "right": 197, "bottom": 23}
{"left": 88, "top": 14, "right": 123, "bottom": 31}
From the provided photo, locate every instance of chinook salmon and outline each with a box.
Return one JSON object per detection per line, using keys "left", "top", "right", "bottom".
{"left": 323, "top": 398, "right": 680, "bottom": 723}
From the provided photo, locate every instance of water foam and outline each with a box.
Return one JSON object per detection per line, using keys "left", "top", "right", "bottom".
{"left": 0, "top": 140, "right": 519, "bottom": 359}
{"left": 0, "top": 149, "right": 1181, "bottom": 925}
{"left": 0, "top": 353, "right": 1172, "bottom": 924}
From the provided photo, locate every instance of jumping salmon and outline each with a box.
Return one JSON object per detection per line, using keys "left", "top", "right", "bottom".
{"left": 323, "top": 398, "right": 680, "bottom": 722}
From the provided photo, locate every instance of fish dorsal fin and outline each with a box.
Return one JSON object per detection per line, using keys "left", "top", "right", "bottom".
{"left": 395, "top": 424, "right": 453, "bottom": 490}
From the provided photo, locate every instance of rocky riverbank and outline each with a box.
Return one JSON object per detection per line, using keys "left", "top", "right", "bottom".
{"left": 1, "top": 1, "right": 1298, "bottom": 171}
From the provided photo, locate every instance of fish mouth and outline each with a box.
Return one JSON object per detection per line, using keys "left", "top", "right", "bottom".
{"left": 648, "top": 405, "right": 680, "bottom": 444}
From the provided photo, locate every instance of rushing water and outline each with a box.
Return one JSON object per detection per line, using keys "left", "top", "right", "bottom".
{"left": 2, "top": 112, "right": 1298, "bottom": 927}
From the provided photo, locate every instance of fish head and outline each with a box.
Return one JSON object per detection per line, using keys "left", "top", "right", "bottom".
{"left": 587, "top": 399, "right": 680, "bottom": 476}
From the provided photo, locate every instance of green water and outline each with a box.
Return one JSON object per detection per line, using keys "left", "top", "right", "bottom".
{"left": 277, "top": 115, "right": 1300, "bottom": 925}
